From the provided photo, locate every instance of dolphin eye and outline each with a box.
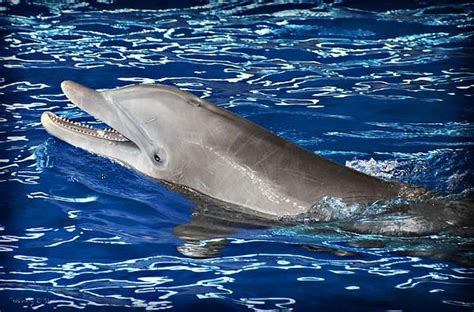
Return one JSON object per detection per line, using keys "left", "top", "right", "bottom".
{"left": 153, "top": 153, "right": 161, "bottom": 162}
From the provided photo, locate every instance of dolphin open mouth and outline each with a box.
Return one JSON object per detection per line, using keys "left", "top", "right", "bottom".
{"left": 41, "top": 111, "right": 130, "bottom": 142}
{"left": 41, "top": 81, "right": 141, "bottom": 165}
{"left": 41, "top": 80, "right": 133, "bottom": 145}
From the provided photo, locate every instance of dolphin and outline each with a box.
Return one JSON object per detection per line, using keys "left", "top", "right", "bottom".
{"left": 41, "top": 81, "right": 408, "bottom": 220}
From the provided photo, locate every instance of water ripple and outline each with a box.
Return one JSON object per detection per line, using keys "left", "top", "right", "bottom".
{"left": 0, "top": 251, "right": 472, "bottom": 309}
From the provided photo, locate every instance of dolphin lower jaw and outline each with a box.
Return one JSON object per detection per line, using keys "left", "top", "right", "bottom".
{"left": 41, "top": 111, "right": 141, "bottom": 165}
{"left": 42, "top": 111, "right": 129, "bottom": 142}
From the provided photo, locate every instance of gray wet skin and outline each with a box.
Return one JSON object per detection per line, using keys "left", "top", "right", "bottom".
{"left": 41, "top": 81, "right": 403, "bottom": 219}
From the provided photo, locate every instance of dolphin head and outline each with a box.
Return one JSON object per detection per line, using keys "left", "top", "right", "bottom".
{"left": 41, "top": 81, "right": 219, "bottom": 182}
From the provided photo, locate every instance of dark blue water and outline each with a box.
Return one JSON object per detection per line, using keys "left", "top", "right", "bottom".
{"left": 1, "top": 1, "right": 473, "bottom": 310}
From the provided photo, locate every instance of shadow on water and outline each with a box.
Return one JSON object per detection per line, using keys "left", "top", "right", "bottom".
{"left": 36, "top": 139, "right": 474, "bottom": 265}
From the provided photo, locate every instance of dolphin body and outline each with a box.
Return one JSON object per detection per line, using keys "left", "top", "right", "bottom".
{"left": 41, "top": 81, "right": 406, "bottom": 220}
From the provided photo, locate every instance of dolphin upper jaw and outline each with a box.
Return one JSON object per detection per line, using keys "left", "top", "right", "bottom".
{"left": 59, "top": 80, "right": 135, "bottom": 143}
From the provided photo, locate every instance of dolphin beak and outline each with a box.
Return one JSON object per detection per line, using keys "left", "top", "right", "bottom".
{"left": 41, "top": 81, "right": 139, "bottom": 164}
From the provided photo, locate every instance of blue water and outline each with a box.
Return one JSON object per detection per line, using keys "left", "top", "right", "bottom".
{"left": 1, "top": 1, "right": 473, "bottom": 310}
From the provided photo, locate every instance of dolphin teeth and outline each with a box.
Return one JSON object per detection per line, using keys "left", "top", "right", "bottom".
{"left": 48, "top": 112, "right": 129, "bottom": 142}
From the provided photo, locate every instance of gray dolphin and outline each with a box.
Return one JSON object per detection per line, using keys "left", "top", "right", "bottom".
{"left": 41, "top": 81, "right": 407, "bottom": 219}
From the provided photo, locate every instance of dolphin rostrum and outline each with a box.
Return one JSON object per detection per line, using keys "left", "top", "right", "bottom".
{"left": 41, "top": 81, "right": 409, "bottom": 220}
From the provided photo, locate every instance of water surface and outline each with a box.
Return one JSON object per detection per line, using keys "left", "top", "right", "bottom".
{"left": 0, "top": 1, "right": 473, "bottom": 310}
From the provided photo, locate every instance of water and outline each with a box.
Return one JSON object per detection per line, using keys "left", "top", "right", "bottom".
{"left": 1, "top": 0, "right": 473, "bottom": 310}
